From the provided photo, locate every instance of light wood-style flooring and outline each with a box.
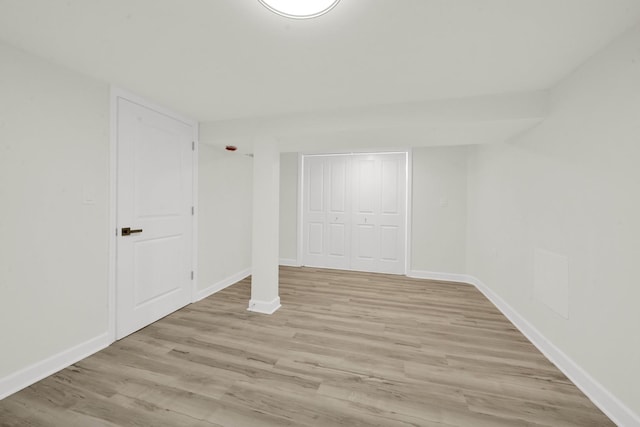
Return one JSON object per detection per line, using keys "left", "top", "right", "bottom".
{"left": 0, "top": 267, "right": 613, "bottom": 426}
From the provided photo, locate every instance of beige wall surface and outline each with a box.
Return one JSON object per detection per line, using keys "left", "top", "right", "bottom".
{"left": 466, "top": 24, "right": 640, "bottom": 416}
{"left": 198, "top": 144, "right": 253, "bottom": 288}
{"left": 0, "top": 42, "right": 110, "bottom": 377}
{"left": 279, "top": 153, "right": 298, "bottom": 263}
{"left": 410, "top": 147, "right": 467, "bottom": 274}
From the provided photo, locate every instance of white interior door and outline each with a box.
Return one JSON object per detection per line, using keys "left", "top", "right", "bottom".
{"left": 350, "top": 156, "right": 379, "bottom": 272}
{"left": 116, "top": 96, "right": 195, "bottom": 339}
{"left": 302, "top": 152, "right": 407, "bottom": 275}
{"left": 351, "top": 153, "right": 406, "bottom": 274}
{"left": 302, "top": 156, "right": 325, "bottom": 267}
{"left": 325, "top": 156, "right": 351, "bottom": 269}
{"left": 302, "top": 155, "right": 351, "bottom": 269}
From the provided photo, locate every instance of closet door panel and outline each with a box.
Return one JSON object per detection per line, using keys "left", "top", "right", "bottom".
{"left": 381, "top": 159, "right": 400, "bottom": 214}
{"left": 380, "top": 225, "right": 400, "bottom": 262}
{"left": 350, "top": 156, "right": 380, "bottom": 272}
{"left": 325, "top": 156, "right": 350, "bottom": 269}
{"left": 303, "top": 157, "right": 327, "bottom": 267}
{"left": 307, "top": 222, "right": 324, "bottom": 255}
{"left": 377, "top": 154, "right": 406, "bottom": 273}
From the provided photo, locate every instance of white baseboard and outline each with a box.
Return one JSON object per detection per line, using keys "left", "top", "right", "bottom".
{"left": 279, "top": 258, "right": 301, "bottom": 267}
{"left": 407, "top": 269, "right": 471, "bottom": 284}
{"left": 0, "top": 332, "right": 111, "bottom": 400}
{"left": 247, "top": 297, "right": 281, "bottom": 315}
{"left": 194, "top": 268, "right": 251, "bottom": 302}
{"left": 464, "top": 275, "right": 640, "bottom": 427}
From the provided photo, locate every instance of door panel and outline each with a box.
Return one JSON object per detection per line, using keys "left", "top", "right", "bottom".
{"left": 350, "top": 153, "right": 406, "bottom": 274}
{"left": 308, "top": 222, "right": 324, "bottom": 255}
{"left": 380, "top": 226, "right": 399, "bottom": 261}
{"left": 329, "top": 159, "right": 347, "bottom": 213}
{"left": 328, "top": 223, "right": 346, "bottom": 257}
{"left": 355, "top": 159, "right": 377, "bottom": 214}
{"left": 355, "top": 224, "right": 376, "bottom": 260}
{"left": 380, "top": 158, "right": 403, "bottom": 246}
{"left": 116, "top": 97, "right": 194, "bottom": 339}
{"left": 134, "top": 236, "right": 182, "bottom": 306}
{"left": 303, "top": 156, "right": 351, "bottom": 269}
{"left": 303, "top": 157, "right": 326, "bottom": 266}
{"left": 381, "top": 159, "right": 399, "bottom": 214}
{"left": 351, "top": 157, "right": 376, "bottom": 272}
{"left": 325, "top": 157, "right": 350, "bottom": 268}
{"left": 135, "top": 125, "right": 184, "bottom": 217}
{"left": 376, "top": 154, "right": 406, "bottom": 273}
{"left": 308, "top": 160, "right": 325, "bottom": 213}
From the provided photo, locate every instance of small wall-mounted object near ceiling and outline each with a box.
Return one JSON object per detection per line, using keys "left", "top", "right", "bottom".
{"left": 258, "top": 0, "right": 340, "bottom": 19}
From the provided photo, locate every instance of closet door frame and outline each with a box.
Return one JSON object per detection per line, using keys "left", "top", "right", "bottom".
{"left": 297, "top": 149, "right": 412, "bottom": 275}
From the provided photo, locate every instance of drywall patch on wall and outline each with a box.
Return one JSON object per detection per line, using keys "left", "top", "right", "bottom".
{"left": 534, "top": 248, "right": 569, "bottom": 319}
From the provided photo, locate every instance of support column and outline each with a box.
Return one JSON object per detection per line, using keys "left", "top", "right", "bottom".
{"left": 248, "top": 139, "right": 281, "bottom": 314}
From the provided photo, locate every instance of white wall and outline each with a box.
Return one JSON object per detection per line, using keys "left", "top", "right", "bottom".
{"left": 198, "top": 144, "right": 253, "bottom": 289}
{"left": 0, "top": 42, "right": 109, "bottom": 378}
{"left": 410, "top": 147, "right": 467, "bottom": 275}
{"left": 279, "top": 153, "right": 298, "bottom": 264}
{"left": 466, "top": 24, "right": 640, "bottom": 420}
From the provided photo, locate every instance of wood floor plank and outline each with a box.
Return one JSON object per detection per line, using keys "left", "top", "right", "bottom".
{"left": 0, "top": 267, "right": 614, "bottom": 426}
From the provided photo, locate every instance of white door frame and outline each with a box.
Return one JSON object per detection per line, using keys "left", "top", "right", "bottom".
{"left": 108, "top": 87, "right": 199, "bottom": 343}
{"left": 296, "top": 148, "right": 412, "bottom": 275}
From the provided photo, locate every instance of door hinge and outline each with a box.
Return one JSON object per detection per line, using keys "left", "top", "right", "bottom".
{"left": 191, "top": 271, "right": 194, "bottom": 280}
{"left": 191, "top": 206, "right": 195, "bottom": 215}
{"left": 192, "top": 141, "right": 195, "bottom": 151}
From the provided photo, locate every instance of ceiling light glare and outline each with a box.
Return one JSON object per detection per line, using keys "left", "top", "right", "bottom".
{"left": 258, "top": 0, "right": 340, "bottom": 19}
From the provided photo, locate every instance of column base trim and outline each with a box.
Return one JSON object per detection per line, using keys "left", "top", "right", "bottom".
{"left": 247, "top": 297, "right": 281, "bottom": 314}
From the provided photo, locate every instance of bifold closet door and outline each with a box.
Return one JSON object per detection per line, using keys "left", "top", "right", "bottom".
{"left": 302, "top": 155, "right": 351, "bottom": 270}
{"left": 350, "top": 153, "right": 406, "bottom": 274}
{"left": 302, "top": 153, "right": 407, "bottom": 275}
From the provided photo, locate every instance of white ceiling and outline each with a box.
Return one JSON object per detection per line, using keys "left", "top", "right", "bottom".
{"left": 1, "top": 0, "right": 639, "bottom": 125}
{"left": 0, "top": 0, "right": 640, "bottom": 121}
{"left": 200, "top": 90, "right": 548, "bottom": 152}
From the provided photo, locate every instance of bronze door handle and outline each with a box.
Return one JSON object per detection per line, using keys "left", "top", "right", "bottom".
{"left": 121, "top": 227, "right": 143, "bottom": 236}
